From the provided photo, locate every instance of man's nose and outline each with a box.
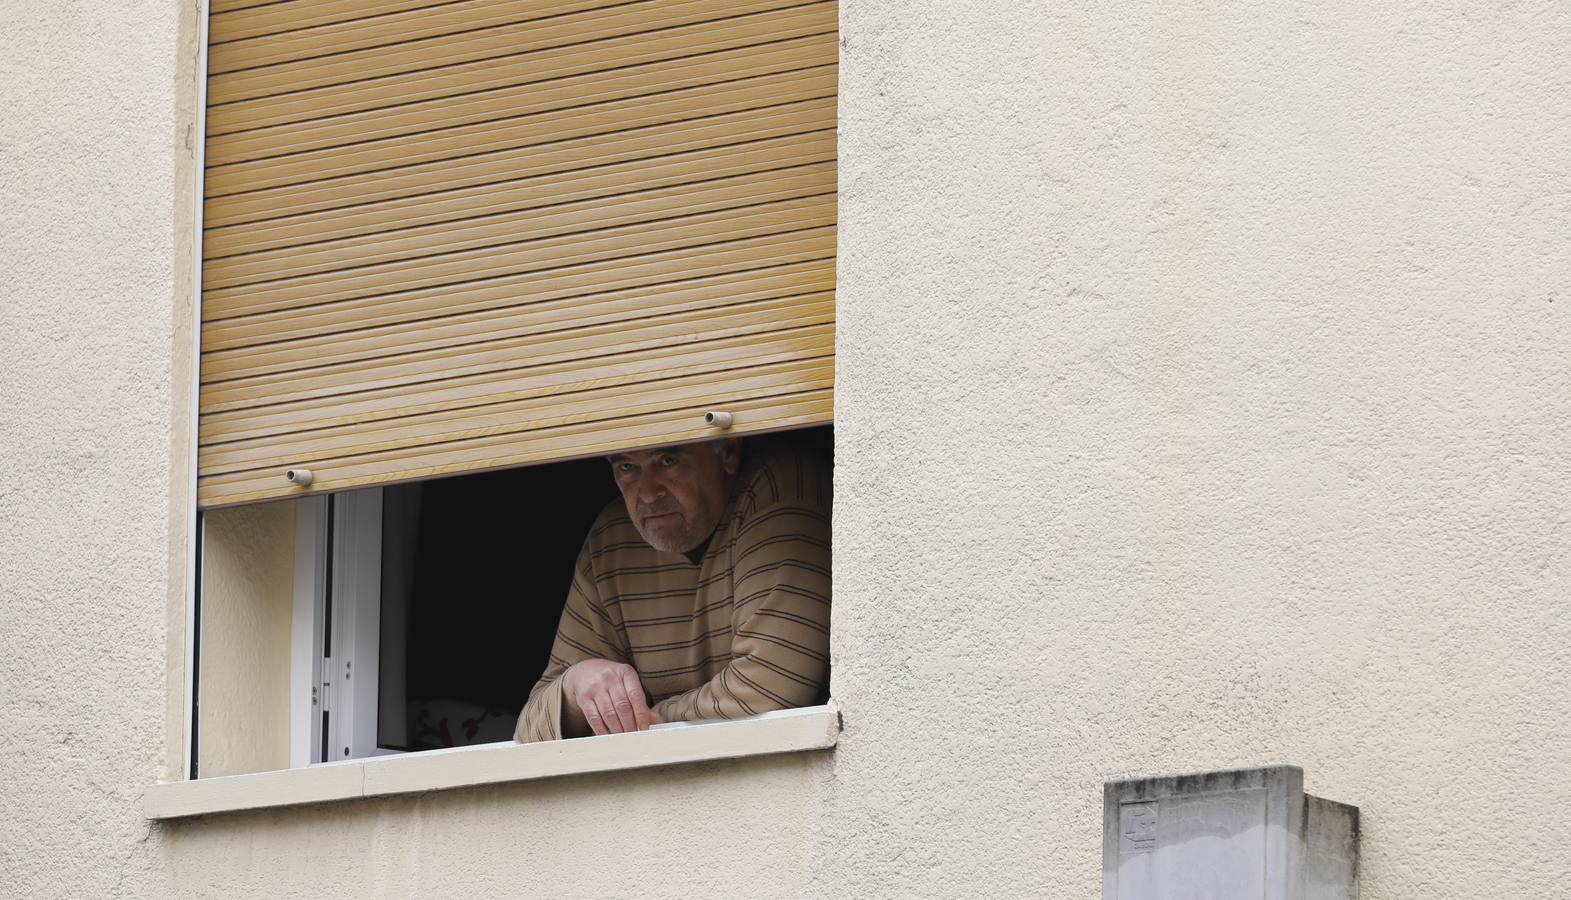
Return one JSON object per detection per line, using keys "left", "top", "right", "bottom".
{"left": 637, "top": 474, "right": 668, "bottom": 505}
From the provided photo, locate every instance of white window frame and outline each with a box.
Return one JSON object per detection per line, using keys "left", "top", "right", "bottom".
{"left": 290, "top": 489, "right": 395, "bottom": 767}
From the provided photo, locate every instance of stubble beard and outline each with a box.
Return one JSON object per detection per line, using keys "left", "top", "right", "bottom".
{"left": 639, "top": 524, "right": 683, "bottom": 553}
{"left": 635, "top": 509, "right": 695, "bottom": 553}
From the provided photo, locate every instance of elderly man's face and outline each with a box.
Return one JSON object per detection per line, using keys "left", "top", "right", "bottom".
{"left": 609, "top": 440, "right": 741, "bottom": 554}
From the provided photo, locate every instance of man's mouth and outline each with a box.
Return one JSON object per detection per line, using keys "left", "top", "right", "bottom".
{"left": 643, "top": 512, "right": 680, "bottom": 525}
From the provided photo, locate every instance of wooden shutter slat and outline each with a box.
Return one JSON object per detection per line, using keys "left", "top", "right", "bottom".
{"left": 196, "top": 391, "right": 832, "bottom": 507}
{"left": 208, "top": 4, "right": 833, "bottom": 136}
{"left": 204, "top": 162, "right": 833, "bottom": 289}
{"left": 203, "top": 194, "right": 832, "bottom": 320}
{"left": 206, "top": 129, "right": 834, "bottom": 259}
{"left": 211, "top": 1, "right": 509, "bottom": 44}
{"left": 200, "top": 356, "right": 834, "bottom": 477}
{"left": 210, "top": 0, "right": 287, "bottom": 14}
{"left": 205, "top": 97, "right": 834, "bottom": 228}
{"left": 203, "top": 235, "right": 831, "bottom": 346}
{"left": 207, "top": 27, "right": 836, "bottom": 166}
{"left": 200, "top": 326, "right": 832, "bottom": 446}
{"left": 197, "top": 0, "right": 835, "bottom": 508}
{"left": 207, "top": 0, "right": 813, "bottom": 103}
{"left": 209, "top": 0, "right": 639, "bottom": 71}
{"left": 201, "top": 296, "right": 833, "bottom": 418}
{"left": 205, "top": 65, "right": 836, "bottom": 196}
{"left": 204, "top": 260, "right": 835, "bottom": 380}
{"left": 202, "top": 293, "right": 834, "bottom": 412}
{"left": 203, "top": 227, "right": 832, "bottom": 350}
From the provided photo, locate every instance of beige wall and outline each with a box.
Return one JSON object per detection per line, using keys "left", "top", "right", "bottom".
{"left": 0, "top": 1, "right": 185, "bottom": 897}
{"left": 1, "top": 0, "right": 1568, "bottom": 898}
{"left": 821, "top": 2, "right": 1570, "bottom": 896}
{"left": 198, "top": 502, "right": 295, "bottom": 778}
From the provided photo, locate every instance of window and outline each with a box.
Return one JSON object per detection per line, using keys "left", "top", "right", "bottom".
{"left": 289, "top": 426, "right": 832, "bottom": 766}
{"left": 176, "top": 0, "right": 839, "bottom": 795}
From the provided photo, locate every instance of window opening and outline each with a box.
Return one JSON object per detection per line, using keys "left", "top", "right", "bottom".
{"left": 280, "top": 425, "right": 833, "bottom": 766}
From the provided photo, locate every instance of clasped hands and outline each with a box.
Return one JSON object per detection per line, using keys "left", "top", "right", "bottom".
{"left": 561, "top": 658, "right": 661, "bottom": 737}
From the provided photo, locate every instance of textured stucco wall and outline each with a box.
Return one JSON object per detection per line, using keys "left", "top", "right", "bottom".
{"left": 0, "top": 1, "right": 186, "bottom": 897}
{"left": 2, "top": 0, "right": 1569, "bottom": 898}
{"left": 822, "top": 0, "right": 1570, "bottom": 896}
{"left": 198, "top": 502, "right": 295, "bottom": 778}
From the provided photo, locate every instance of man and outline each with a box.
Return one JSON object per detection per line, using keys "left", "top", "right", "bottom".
{"left": 514, "top": 435, "right": 831, "bottom": 742}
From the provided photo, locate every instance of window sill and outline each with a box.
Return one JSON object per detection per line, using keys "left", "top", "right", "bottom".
{"left": 145, "top": 703, "right": 840, "bottom": 820}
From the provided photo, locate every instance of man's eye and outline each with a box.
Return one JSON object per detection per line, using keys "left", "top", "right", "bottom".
{"left": 660, "top": 455, "right": 678, "bottom": 466}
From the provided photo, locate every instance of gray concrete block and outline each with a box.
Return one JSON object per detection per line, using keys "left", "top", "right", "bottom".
{"left": 1103, "top": 766, "right": 1358, "bottom": 900}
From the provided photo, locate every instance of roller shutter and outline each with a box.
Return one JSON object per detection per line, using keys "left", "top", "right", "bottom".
{"left": 197, "top": 0, "right": 836, "bottom": 508}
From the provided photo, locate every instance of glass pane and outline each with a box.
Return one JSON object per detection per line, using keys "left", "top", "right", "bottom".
{"left": 376, "top": 459, "right": 618, "bottom": 751}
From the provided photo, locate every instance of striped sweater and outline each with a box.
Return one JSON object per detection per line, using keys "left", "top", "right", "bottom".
{"left": 514, "top": 438, "right": 831, "bottom": 742}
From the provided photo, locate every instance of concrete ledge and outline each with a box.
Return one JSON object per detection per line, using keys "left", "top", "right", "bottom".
{"left": 145, "top": 703, "right": 840, "bottom": 820}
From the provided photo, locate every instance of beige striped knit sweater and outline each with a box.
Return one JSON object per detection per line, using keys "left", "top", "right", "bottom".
{"left": 515, "top": 438, "right": 831, "bottom": 742}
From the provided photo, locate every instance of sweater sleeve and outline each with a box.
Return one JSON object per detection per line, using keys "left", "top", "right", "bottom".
{"left": 514, "top": 542, "right": 627, "bottom": 743}
{"left": 653, "top": 501, "right": 831, "bottom": 722}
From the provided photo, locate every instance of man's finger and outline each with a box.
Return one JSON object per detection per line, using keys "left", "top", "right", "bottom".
{"left": 621, "top": 668, "right": 653, "bottom": 731}
{"left": 608, "top": 684, "right": 638, "bottom": 734}
{"left": 580, "top": 694, "right": 608, "bottom": 736}
{"left": 613, "top": 699, "right": 637, "bottom": 733}
{"left": 593, "top": 693, "right": 627, "bottom": 735}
